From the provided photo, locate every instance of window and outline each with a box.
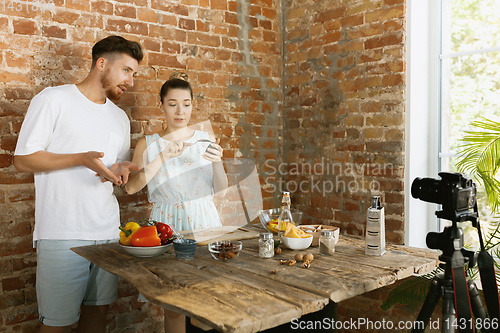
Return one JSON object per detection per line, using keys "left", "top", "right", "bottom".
{"left": 406, "top": 0, "right": 500, "bottom": 247}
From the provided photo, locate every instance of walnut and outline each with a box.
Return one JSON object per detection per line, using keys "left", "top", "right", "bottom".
{"left": 280, "top": 260, "right": 287, "bottom": 265}
{"left": 302, "top": 260, "right": 311, "bottom": 269}
{"left": 303, "top": 253, "right": 314, "bottom": 262}
{"left": 287, "top": 259, "right": 297, "bottom": 266}
{"left": 294, "top": 253, "right": 304, "bottom": 262}
{"left": 274, "top": 247, "right": 282, "bottom": 255}
{"left": 270, "top": 270, "right": 278, "bottom": 274}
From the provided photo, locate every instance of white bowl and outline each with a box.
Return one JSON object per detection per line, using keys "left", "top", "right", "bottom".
{"left": 281, "top": 235, "right": 312, "bottom": 250}
{"left": 120, "top": 243, "right": 173, "bottom": 257}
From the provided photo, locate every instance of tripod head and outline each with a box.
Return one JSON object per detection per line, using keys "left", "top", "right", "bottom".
{"left": 426, "top": 224, "right": 477, "bottom": 271}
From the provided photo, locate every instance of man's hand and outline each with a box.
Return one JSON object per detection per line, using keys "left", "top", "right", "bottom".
{"left": 108, "top": 161, "right": 141, "bottom": 184}
{"left": 80, "top": 151, "right": 122, "bottom": 185}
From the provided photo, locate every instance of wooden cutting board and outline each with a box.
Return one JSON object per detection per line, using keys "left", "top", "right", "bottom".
{"left": 178, "top": 226, "right": 260, "bottom": 245}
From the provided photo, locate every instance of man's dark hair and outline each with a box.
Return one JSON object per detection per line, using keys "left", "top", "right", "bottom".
{"left": 91, "top": 35, "right": 143, "bottom": 68}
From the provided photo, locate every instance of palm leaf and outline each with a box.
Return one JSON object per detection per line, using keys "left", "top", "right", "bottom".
{"left": 379, "top": 269, "right": 439, "bottom": 311}
{"left": 456, "top": 118, "right": 500, "bottom": 212}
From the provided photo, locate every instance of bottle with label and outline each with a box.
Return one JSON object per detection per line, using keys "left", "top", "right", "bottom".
{"left": 259, "top": 233, "right": 274, "bottom": 258}
{"left": 277, "top": 192, "right": 294, "bottom": 243}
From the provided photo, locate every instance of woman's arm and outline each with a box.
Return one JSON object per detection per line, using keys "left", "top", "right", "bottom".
{"left": 203, "top": 140, "right": 228, "bottom": 197}
{"left": 125, "top": 138, "right": 186, "bottom": 194}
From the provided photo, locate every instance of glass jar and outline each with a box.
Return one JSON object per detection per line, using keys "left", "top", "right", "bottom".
{"left": 319, "top": 230, "right": 335, "bottom": 255}
{"left": 259, "top": 232, "right": 274, "bottom": 258}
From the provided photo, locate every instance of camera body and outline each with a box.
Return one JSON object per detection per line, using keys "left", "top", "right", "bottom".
{"left": 411, "top": 172, "right": 477, "bottom": 222}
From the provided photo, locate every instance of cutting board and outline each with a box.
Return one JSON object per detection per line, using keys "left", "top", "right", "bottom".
{"left": 178, "top": 226, "right": 260, "bottom": 245}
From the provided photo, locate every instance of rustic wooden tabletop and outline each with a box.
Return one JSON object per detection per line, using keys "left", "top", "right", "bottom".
{"left": 72, "top": 227, "right": 439, "bottom": 333}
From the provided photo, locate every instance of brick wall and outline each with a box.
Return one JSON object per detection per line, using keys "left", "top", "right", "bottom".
{"left": 0, "top": 0, "right": 282, "bottom": 331}
{"left": 282, "top": 0, "right": 406, "bottom": 244}
{"left": 0, "top": 0, "right": 411, "bottom": 331}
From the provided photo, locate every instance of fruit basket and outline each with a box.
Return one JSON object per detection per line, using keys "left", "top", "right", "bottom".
{"left": 258, "top": 208, "right": 303, "bottom": 233}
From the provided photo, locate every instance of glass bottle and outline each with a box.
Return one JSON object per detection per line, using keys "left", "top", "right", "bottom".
{"left": 319, "top": 230, "right": 335, "bottom": 255}
{"left": 277, "top": 192, "right": 293, "bottom": 243}
{"left": 259, "top": 232, "right": 274, "bottom": 258}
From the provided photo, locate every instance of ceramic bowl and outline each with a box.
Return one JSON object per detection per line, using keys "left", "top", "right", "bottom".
{"left": 119, "top": 243, "right": 172, "bottom": 257}
{"left": 258, "top": 208, "right": 303, "bottom": 232}
{"left": 208, "top": 240, "right": 242, "bottom": 261}
{"left": 173, "top": 238, "right": 197, "bottom": 260}
{"left": 281, "top": 235, "right": 313, "bottom": 250}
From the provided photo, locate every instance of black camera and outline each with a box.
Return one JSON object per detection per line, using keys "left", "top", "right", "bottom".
{"left": 411, "top": 172, "right": 477, "bottom": 221}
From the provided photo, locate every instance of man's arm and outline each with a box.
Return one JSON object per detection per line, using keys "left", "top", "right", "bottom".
{"left": 14, "top": 150, "right": 121, "bottom": 184}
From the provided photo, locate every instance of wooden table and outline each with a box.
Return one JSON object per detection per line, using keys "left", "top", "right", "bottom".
{"left": 72, "top": 229, "right": 438, "bottom": 333}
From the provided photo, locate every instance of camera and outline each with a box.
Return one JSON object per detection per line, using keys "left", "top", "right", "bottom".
{"left": 411, "top": 172, "right": 477, "bottom": 221}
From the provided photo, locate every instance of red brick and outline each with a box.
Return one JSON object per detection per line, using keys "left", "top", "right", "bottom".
{"left": 115, "top": 4, "right": 137, "bottom": 19}
{"left": 1, "top": 136, "right": 18, "bottom": 151}
{"left": 0, "top": 154, "right": 12, "bottom": 168}
{"left": 106, "top": 19, "right": 148, "bottom": 36}
{"left": 341, "top": 14, "right": 364, "bottom": 27}
{"left": 383, "top": 73, "right": 404, "bottom": 87}
{"left": 13, "top": 19, "right": 38, "bottom": 35}
{"left": 367, "top": 5, "right": 405, "bottom": 23}
{"left": 137, "top": 8, "right": 157, "bottom": 23}
{"left": 162, "top": 41, "right": 180, "bottom": 54}
{"left": 364, "top": 33, "right": 403, "bottom": 49}
{"left": 385, "top": 0, "right": 405, "bottom": 4}
{"left": 91, "top": 1, "right": 113, "bottom": 15}
{"left": 211, "top": 0, "right": 227, "bottom": 10}
{"left": 315, "top": 7, "right": 346, "bottom": 23}
{"left": 197, "top": 20, "right": 210, "bottom": 32}
{"left": 179, "top": 18, "right": 195, "bottom": 30}
{"left": 187, "top": 32, "right": 220, "bottom": 47}
{"left": 66, "top": 0, "right": 90, "bottom": 11}
{"left": 42, "top": 25, "right": 66, "bottom": 39}
{"left": 225, "top": 12, "right": 239, "bottom": 25}
{"left": 53, "top": 10, "right": 80, "bottom": 24}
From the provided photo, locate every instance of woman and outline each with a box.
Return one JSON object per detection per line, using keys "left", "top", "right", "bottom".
{"left": 125, "top": 72, "right": 228, "bottom": 333}
{"left": 126, "top": 72, "right": 227, "bottom": 230}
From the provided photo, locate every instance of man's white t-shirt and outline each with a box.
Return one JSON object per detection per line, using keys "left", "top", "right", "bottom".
{"left": 15, "top": 84, "right": 130, "bottom": 244}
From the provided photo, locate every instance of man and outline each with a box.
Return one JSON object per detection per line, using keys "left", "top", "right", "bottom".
{"left": 14, "top": 35, "right": 143, "bottom": 333}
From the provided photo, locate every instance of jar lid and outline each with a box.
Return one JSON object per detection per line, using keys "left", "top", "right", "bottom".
{"left": 260, "top": 232, "right": 273, "bottom": 239}
{"left": 321, "top": 230, "right": 334, "bottom": 236}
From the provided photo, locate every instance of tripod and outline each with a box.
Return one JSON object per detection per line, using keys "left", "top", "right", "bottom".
{"left": 412, "top": 226, "right": 490, "bottom": 333}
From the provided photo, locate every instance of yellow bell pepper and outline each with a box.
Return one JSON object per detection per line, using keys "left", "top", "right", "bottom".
{"left": 119, "top": 222, "right": 141, "bottom": 246}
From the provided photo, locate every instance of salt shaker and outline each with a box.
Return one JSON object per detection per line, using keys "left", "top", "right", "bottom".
{"left": 259, "top": 232, "right": 274, "bottom": 258}
{"left": 319, "top": 230, "right": 335, "bottom": 255}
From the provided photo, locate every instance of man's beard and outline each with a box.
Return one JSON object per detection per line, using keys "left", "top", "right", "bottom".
{"left": 101, "top": 70, "right": 122, "bottom": 101}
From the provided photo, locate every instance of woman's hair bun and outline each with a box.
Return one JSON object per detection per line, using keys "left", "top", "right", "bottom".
{"left": 169, "top": 71, "right": 189, "bottom": 82}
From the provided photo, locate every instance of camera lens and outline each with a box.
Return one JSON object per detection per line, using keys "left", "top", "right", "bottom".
{"left": 411, "top": 177, "right": 443, "bottom": 205}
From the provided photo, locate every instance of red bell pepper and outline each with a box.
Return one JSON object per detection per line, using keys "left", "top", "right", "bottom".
{"left": 155, "top": 222, "right": 174, "bottom": 245}
{"left": 131, "top": 226, "right": 161, "bottom": 247}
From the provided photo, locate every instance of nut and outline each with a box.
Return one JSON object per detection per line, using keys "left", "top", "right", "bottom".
{"left": 280, "top": 260, "right": 287, "bottom": 265}
{"left": 287, "top": 259, "right": 297, "bottom": 266}
{"left": 303, "top": 253, "right": 314, "bottom": 262}
{"left": 270, "top": 270, "right": 278, "bottom": 274}
{"left": 302, "top": 261, "right": 311, "bottom": 269}
{"left": 274, "top": 247, "right": 282, "bottom": 255}
{"left": 294, "top": 253, "right": 304, "bottom": 262}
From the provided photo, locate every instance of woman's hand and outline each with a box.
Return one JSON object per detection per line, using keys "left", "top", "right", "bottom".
{"left": 203, "top": 139, "right": 223, "bottom": 162}
{"left": 162, "top": 141, "right": 187, "bottom": 160}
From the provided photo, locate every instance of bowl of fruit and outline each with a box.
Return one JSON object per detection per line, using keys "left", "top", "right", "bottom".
{"left": 280, "top": 222, "right": 313, "bottom": 250}
{"left": 118, "top": 221, "right": 176, "bottom": 257}
{"left": 258, "top": 208, "right": 303, "bottom": 233}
